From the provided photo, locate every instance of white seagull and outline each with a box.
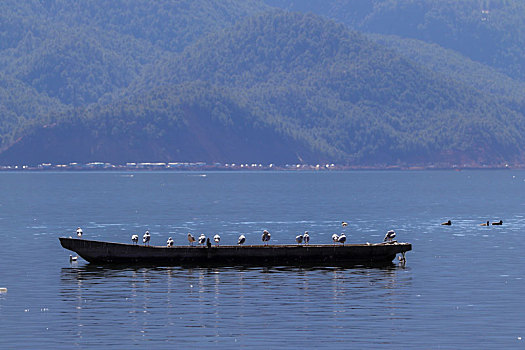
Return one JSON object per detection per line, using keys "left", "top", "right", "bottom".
{"left": 167, "top": 237, "right": 174, "bottom": 247}
{"left": 198, "top": 233, "right": 206, "bottom": 246}
{"left": 332, "top": 233, "right": 339, "bottom": 245}
{"left": 187, "top": 233, "right": 196, "bottom": 246}
{"left": 69, "top": 255, "right": 78, "bottom": 263}
{"left": 238, "top": 234, "right": 246, "bottom": 245}
{"left": 76, "top": 227, "right": 83, "bottom": 238}
{"left": 131, "top": 234, "right": 139, "bottom": 244}
{"left": 143, "top": 231, "right": 151, "bottom": 245}
{"left": 337, "top": 233, "right": 347, "bottom": 245}
{"left": 262, "top": 230, "right": 271, "bottom": 245}
{"left": 384, "top": 230, "right": 396, "bottom": 242}
{"left": 213, "top": 234, "right": 221, "bottom": 246}
{"left": 303, "top": 231, "right": 310, "bottom": 244}
{"left": 295, "top": 234, "right": 303, "bottom": 244}
{"left": 342, "top": 221, "right": 348, "bottom": 227}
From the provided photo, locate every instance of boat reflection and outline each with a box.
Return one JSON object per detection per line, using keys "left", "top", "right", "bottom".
{"left": 59, "top": 262, "right": 412, "bottom": 342}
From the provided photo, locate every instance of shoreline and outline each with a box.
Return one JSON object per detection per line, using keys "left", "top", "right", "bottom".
{"left": 0, "top": 162, "right": 517, "bottom": 172}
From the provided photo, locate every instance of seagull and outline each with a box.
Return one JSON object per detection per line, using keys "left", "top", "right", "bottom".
{"left": 131, "top": 234, "right": 139, "bottom": 244}
{"left": 187, "top": 233, "right": 196, "bottom": 246}
{"left": 342, "top": 221, "right": 348, "bottom": 227}
{"left": 238, "top": 234, "right": 246, "bottom": 245}
{"left": 69, "top": 255, "right": 78, "bottom": 262}
{"left": 76, "top": 227, "right": 83, "bottom": 238}
{"left": 384, "top": 230, "right": 396, "bottom": 242}
{"left": 295, "top": 234, "right": 303, "bottom": 244}
{"left": 213, "top": 234, "right": 221, "bottom": 246}
{"left": 441, "top": 220, "right": 452, "bottom": 226}
{"left": 337, "top": 233, "right": 346, "bottom": 245}
{"left": 332, "top": 233, "right": 339, "bottom": 245}
{"left": 480, "top": 221, "right": 490, "bottom": 226}
{"left": 262, "top": 230, "right": 271, "bottom": 245}
{"left": 198, "top": 233, "right": 206, "bottom": 246}
{"left": 492, "top": 220, "right": 503, "bottom": 226}
{"left": 167, "top": 237, "right": 174, "bottom": 247}
{"left": 143, "top": 231, "right": 151, "bottom": 245}
{"left": 303, "top": 231, "right": 310, "bottom": 244}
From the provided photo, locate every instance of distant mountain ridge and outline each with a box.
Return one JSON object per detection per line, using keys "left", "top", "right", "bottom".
{"left": 0, "top": 0, "right": 524, "bottom": 166}
{"left": 264, "top": 0, "right": 525, "bottom": 81}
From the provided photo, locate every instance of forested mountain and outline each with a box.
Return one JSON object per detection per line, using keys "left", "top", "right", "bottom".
{"left": 369, "top": 34, "right": 525, "bottom": 104}
{"left": 264, "top": 0, "right": 525, "bottom": 81}
{"left": 0, "top": 0, "right": 524, "bottom": 166}
{"left": 0, "top": 0, "right": 267, "bottom": 135}
{"left": 0, "top": 0, "right": 268, "bottom": 105}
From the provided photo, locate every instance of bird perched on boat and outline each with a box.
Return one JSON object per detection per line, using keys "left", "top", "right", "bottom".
{"left": 295, "top": 234, "right": 303, "bottom": 244}
{"left": 303, "top": 231, "right": 310, "bottom": 244}
{"left": 69, "top": 255, "right": 78, "bottom": 263}
{"left": 238, "top": 234, "right": 246, "bottom": 245}
{"left": 187, "top": 233, "right": 196, "bottom": 246}
{"left": 337, "top": 233, "right": 346, "bottom": 245}
{"left": 492, "top": 220, "right": 503, "bottom": 226}
{"left": 441, "top": 220, "right": 452, "bottom": 226}
{"left": 198, "top": 233, "right": 206, "bottom": 246}
{"left": 213, "top": 234, "right": 221, "bottom": 246}
{"left": 76, "top": 227, "right": 83, "bottom": 238}
{"left": 384, "top": 230, "right": 396, "bottom": 242}
{"left": 167, "top": 237, "right": 174, "bottom": 247}
{"left": 342, "top": 221, "right": 348, "bottom": 227}
{"left": 480, "top": 221, "right": 490, "bottom": 226}
{"left": 131, "top": 234, "right": 139, "bottom": 244}
{"left": 143, "top": 231, "right": 151, "bottom": 245}
{"left": 262, "top": 230, "right": 271, "bottom": 245}
{"left": 206, "top": 238, "right": 212, "bottom": 248}
{"left": 332, "top": 233, "right": 339, "bottom": 245}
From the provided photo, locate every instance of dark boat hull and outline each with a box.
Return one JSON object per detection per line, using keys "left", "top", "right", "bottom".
{"left": 60, "top": 237, "right": 411, "bottom": 267}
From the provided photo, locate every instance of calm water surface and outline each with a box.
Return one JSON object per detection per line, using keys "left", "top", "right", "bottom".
{"left": 0, "top": 171, "right": 524, "bottom": 349}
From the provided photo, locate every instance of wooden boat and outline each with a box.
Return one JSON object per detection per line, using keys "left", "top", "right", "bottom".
{"left": 59, "top": 237, "right": 411, "bottom": 267}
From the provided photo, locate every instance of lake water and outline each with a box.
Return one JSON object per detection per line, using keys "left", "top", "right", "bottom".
{"left": 0, "top": 170, "right": 524, "bottom": 349}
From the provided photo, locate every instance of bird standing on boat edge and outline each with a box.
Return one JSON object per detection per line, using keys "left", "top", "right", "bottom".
{"left": 198, "top": 234, "right": 206, "bottom": 246}
{"left": 441, "top": 220, "right": 452, "bottom": 226}
{"left": 295, "top": 233, "right": 303, "bottom": 244}
{"left": 167, "top": 237, "right": 174, "bottom": 247}
{"left": 238, "top": 234, "right": 246, "bottom": 245}
{"left": 131, "top": 234, "right": 139, "bottom": 244}
{"left": 213, "top": 234, "right": 221, "bottom": 246}
{"left": 332, "top": 233, "right": 339, "bottom": 245}
{"left": 143, "top": 231, "right": 151, "bottom": 245}
{"left": 303, "top": 231, "right": 310, "bottom": 244}
{"left": 206, "top": 237, "right": 212, "bottom": 248}
{"left": 384, "top": 230, "right": 396, "bottom": 242}
{"left": 262, "top": 230, "right": 271, "bottom": 245}
{"left": 76, "top": 227, "right": 83, "bottom": 238}
{"left": 337, "top": 233, "right": 346, "bottom": 245}
{"left": 187, "top": 233, "right": 196, "bottom": 246}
